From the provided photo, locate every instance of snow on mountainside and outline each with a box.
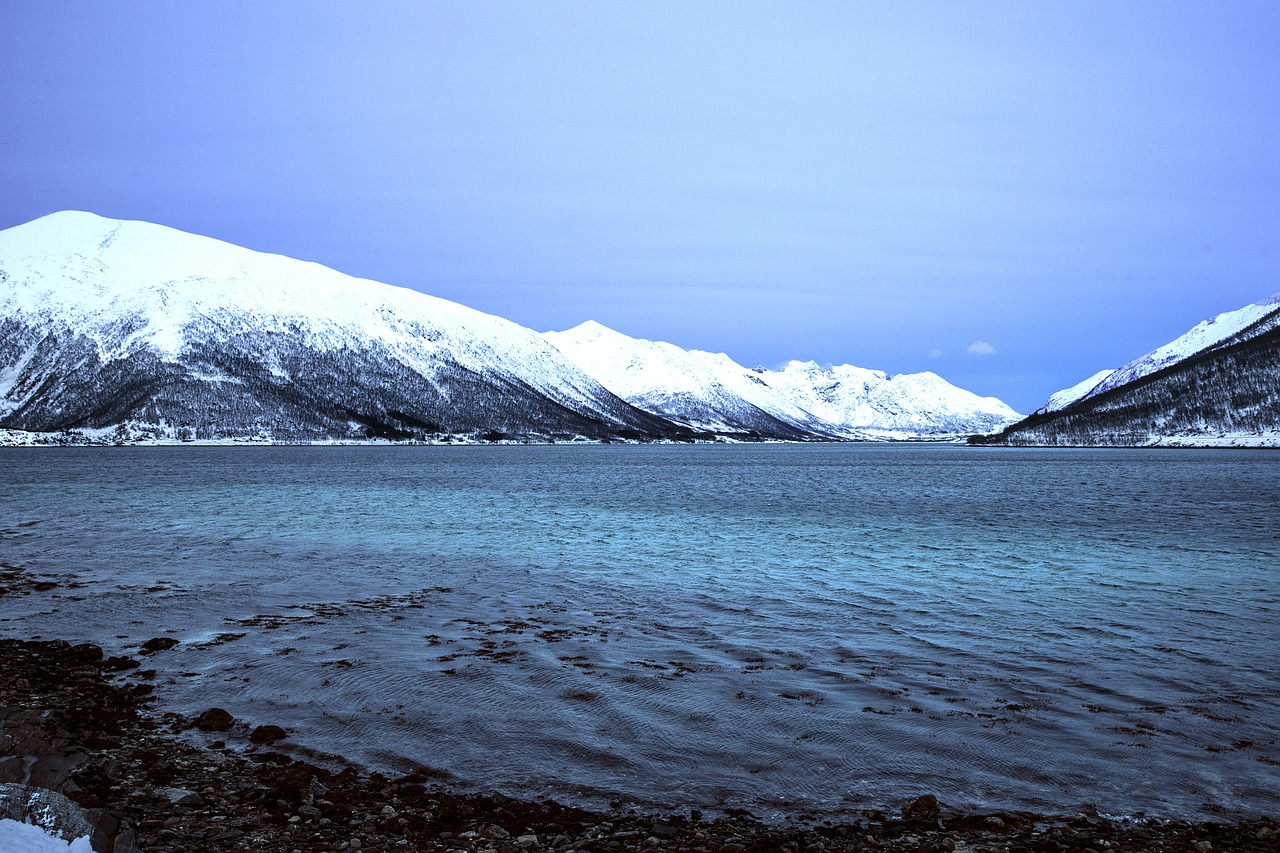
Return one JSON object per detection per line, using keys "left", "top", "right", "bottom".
{"left": 1082, "top": 294, "right": 1280, "bottom": 400}
{"left": 545, "top": 322, "right": 1021, "bottom": 439}
{"left": 543, "top": 322, "right": 835, "bottom": 439}
{"left": 764, "top": 360, "right": 1021, "bottom": 438}
{"left": 975, "top": 293, "right": 1280, "bottom": 447}
{"left": 1035, "top": 369, "right": 1115, "bottom": 415}
{"left": 0, "top": 211, "right": 687, "bottom": 442}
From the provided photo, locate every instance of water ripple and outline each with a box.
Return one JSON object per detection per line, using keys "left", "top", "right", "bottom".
{"left": 1, "top": 444, "right": 1277, "bottom": 820}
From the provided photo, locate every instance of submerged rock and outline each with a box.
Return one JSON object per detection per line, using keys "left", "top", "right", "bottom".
{"left": 138, "top": 637, "right": 179, "bottom": 655}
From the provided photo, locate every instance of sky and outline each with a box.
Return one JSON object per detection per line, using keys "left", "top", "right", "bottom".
{"left": 2, "top": 2, "right": 1278, "bottom": 413}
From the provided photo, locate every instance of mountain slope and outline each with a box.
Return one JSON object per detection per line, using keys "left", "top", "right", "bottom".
{"left": 545, "top": 322, "right": 1021, "bottom": 439}
{"left": 1034, "top": 369, "right": 1115, "bottom": 415}
{"left": 763, "top": 360, "right": 1021, "bottom": 438}
{"left": 0, "top": 212, "right": 691, "bottom": 442}
{"left": 976, "top": 294, "right": 1280, "bottom": 447}
{"left": 544, "top": 322, "right": 835, "bottom": 440}
{"left": 1082, "top": 295, "right": 1280, "bottom": 401}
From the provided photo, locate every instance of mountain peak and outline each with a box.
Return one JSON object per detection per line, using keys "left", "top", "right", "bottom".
{"left": 546, "top": 327, "right": 1021, "bottom": 439}
{"left": 978, "top": 291, "right": 1280, "bottom": 446}
{"left": 554, "top": 320, "right": 630, "bottom": 342}
{"left": 0, "top": 213, "right": 685, "bottom": 442}
{"left": 0, "top": 210, "right": 122, "bottom": 256}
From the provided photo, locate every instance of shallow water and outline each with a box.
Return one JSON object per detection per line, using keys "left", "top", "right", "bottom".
{"left": 1, "top": 444, "right": 1277, "bottom": 819}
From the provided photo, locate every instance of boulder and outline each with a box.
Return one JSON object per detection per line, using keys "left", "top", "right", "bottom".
{"left": 192, "top": 708, "right": 235, "bottom": 732}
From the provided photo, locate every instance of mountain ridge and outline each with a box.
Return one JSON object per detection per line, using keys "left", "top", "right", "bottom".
{"left": 0, "top": 211, "right": 696, "bottom": 443}
{"left": 544, "top": 321, "right": 1021, "bottom": 440}
{"left": 1, "top": 211, "right": 1025, "bottom": 444}
{"left": 976, "top": 293, "right": 1280, "bottom": 447}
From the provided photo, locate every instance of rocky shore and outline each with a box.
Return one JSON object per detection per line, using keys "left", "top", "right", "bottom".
{"left": 1, "top": 638, "right": 1276, "bottom": 853}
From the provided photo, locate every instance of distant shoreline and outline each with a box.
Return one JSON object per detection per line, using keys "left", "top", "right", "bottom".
{"left": 4, "top": 427, "right": 1279, "bottom": 449}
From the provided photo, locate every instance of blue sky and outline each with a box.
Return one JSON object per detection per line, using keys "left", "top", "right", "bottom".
{"left": 3, "top": 2, "right": 1277, "bottom": 412}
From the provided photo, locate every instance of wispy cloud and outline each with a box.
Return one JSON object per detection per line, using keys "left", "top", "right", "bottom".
{"left": 967, "top": 340, "right": 997, "bottom": 356}
{"left": 928, "top": 347, "right": 944, "bottom": 358}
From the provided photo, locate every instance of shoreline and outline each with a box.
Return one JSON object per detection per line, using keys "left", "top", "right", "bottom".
{"left": 4, "top": 426, "right": 1280, "bottom": 449}
{"left": 2, "top": 639, "right": 1275, "bottom": 852}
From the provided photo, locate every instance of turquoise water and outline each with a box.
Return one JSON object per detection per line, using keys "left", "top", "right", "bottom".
{"left": 1, "top": 444, "right": 1277, "bottom": 819}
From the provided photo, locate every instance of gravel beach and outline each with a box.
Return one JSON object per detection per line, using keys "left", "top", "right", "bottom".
{"left": 2, "top": 638, "right": 1276, "bottom": 852}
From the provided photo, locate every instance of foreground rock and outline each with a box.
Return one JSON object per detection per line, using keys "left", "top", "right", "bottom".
{"left": 1, "top": 638, "right": 1275, "bottom": 852}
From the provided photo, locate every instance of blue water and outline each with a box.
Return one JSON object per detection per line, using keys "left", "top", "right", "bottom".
{"left": 1, "top": 444, "right": 1277, "bottom": 819}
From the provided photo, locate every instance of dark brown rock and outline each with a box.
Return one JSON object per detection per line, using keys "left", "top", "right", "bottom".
{"left": 68, "top": 643, "right": 104, "bottom": 664}
{"left": 193, "top": 707, "right": 235, "bottom": 732}
{"left": 249, "top": 724, "right": 287, "bottom": 744}
{"left": 140, "top": 637, "right": 180, "bottom": 655}
{"left": 901, "top": 793, "right": 941, "bottom": 824}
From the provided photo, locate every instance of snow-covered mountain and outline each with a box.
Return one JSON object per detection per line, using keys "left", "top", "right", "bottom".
{"left": 0, "top": 211, "right": 691, "bottom": 442}
{"left": 1034, "top": 369, "right": 1115, "bottom": 415}
{"left": 545, "top": 321, "right": 1021, "bottom": 439}
{"left": 544, "top": 322, "right": 835, "bottom": 440}
{"left": 978, "top": 293, "right": 1280, "bottom": 447}
{"left": 1082, "top": 294, "right": 1280, "bottom": 400}
{"left": 762, "top": 359, "right": 1021, "bottom": 438}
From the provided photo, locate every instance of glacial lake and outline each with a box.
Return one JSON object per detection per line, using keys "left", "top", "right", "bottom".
{"left": 1, "top": 443, "right": 1277, "bottom": 820}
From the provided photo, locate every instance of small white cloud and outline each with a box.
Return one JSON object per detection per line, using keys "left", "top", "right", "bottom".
{"left": 967, "top": 340, "right": 997, "bottom": 356}
{"left": 928, "top": 348, "right": 944, "bottom": 358}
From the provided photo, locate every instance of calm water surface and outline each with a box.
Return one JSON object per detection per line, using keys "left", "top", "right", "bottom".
{"left": 1, "top": 444, "right": 1277, "bottom": 819}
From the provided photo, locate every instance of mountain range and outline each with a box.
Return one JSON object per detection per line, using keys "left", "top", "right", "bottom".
{"left": 0, "top": 212, "right": 1019, "bottom": 445}
{"left": 544, "top": 321, "right": 1019, "bottom": 439}
{"left": 975, "top": 294, "right": 1280, "bottom": 447}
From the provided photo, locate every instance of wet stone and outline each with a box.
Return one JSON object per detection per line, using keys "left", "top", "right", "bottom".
{"left": 250, "top": 724, "right": 288, "bottom": 744}
{"left": 140, "top": 637, "right": 180, "bottom": 655}
{"left": 901, "top": 793, "right": 941, "bottom": 824}
{"left": 193, "top": 708, "right": 235, "bottom": 732}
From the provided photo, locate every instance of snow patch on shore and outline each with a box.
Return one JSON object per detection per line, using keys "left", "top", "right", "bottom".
{"left": 0, "top": 819, "right": 92, "bottom": 853}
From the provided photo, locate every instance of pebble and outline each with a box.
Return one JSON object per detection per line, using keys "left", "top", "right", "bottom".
{"left": 159, "top": 786, "right": 204, "bottom": 807}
